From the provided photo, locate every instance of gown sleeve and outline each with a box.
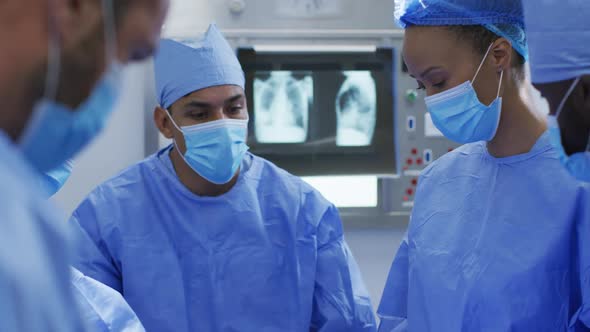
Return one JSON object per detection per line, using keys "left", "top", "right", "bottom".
{"left": 71, "top": 268, "right": 145, "bottom": 332}
{"left": 376, "top": 235, "right": 409, "bottom": 332}
{"left": 70, "top": 196, "right": 122, "bottom": 293}
{"left": 310, "top": 205, "right": 377, "bottom": 332}
{"left": 570, "top": 185, "right": 590, "bottom": 330}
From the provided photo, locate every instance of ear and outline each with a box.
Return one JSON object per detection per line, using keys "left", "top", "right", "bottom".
{"left": 490, "top": 38, "right": 513, "bottom": 73}
{"left": 154, "top": 106, "right": 174, "bottom": 139}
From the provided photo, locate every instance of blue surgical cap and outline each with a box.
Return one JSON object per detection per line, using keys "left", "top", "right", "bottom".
{"left": 394, "top": 0, "right": 528, "bottom": 60}
{"left": 523, "top": 0, "right": 590, "bottom": 83}
{"left": 155, "top": 24, "right": 245, "bottom": 109}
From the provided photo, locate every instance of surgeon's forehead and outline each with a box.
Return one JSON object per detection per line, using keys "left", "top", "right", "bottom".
{"left": 402, "top": 26, "right": 467, "bottom": 75}
{"left": 172, "top": 85, "right": 246, "bottom": 108}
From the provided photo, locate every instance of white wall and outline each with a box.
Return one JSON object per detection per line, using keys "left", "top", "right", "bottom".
{"left": 163, "top": 0, "right": 212, "bottom": 38}
{"left": 52, "top": 63, "right": 152, "bottom": 215}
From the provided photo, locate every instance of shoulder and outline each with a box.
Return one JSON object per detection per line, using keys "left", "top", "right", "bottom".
{"left": 420, "top": 143, "right": 482, "bottom": 180}
{"left": 97, "top": 155, "right": 160, "bottom": 193}
{"left": 245, "top": 153, "right": 335, "bottom": 221}
{"left": 0, "top": 137, "right": 67, "bottom": 241}
{"left": 246, "top": 153, "right": 324, "bottom": 199}
{"left": 72, "top": 155, "right": 159, "bottom": 218}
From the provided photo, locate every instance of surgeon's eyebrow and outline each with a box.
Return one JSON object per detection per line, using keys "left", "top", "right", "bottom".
{"left": 409, "top": 66, "right": 443, "bottom": 79}
{"left": 224, "top": 94, "right": 245, "bottom": 104}
{"left": 182, "top": 100, "right": 212, "bottom": 109}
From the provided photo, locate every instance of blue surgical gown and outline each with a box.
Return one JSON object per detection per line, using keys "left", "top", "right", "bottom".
{"left": 0, "top": 131, "right": 85, "bottom": 331}
{"left": 378, "top": 132, "right": 590, "bottom": 332}
{"left": 70, "top": 148, "right": 376, "bottom": 332}
{"left": 72, "top": 268, "right": 145, "bottom": 332}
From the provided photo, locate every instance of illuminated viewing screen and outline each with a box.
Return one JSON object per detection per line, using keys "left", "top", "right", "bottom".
{"left": 253, "top": 70, "right": 378, "bottom": 147}
{"left": 238, "top": 49, "right": 396, "bottom": 176}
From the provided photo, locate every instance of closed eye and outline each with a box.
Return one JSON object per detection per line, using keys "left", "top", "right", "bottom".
{"left": 188, "top": 111, "right": 208, "bottom": 120}
{"left": 433, "top": 81, "right": 446, "bottom": 89}
{"left": 228, "top": 106, "right": 244, "bottom": 114}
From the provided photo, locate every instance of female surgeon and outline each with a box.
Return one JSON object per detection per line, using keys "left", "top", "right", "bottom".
{"left": 377, "top": 0, "right": 590, "bottom": 331}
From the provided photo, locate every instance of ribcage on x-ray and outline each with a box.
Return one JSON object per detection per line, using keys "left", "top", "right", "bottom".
{"left": 254, "top": 71, "right": 313, "bottom": 144}
{"left": 335, "top": 71, "right": 377, "bottom": 147}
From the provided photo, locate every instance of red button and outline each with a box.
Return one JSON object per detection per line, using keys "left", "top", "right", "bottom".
{"left": 406, "top": 188, "right": 414, "bottom": 196}
{"left": 411, "top": 179, "right": 418, "bottom": 186}
{"left": 407, "top": 158, "right": 413, "bottom": 165}
{"left": 411, "top": 148, "right": 418, "bottom": 155}
{"left": 403, "top": 196, "right": 409, "bottom": 202}
{"left": 416, "top": 158, "right": 423, "bottom": 165}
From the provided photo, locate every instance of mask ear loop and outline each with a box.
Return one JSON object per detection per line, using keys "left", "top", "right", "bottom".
{"left": 471, "top": 43, "right": 494, "bottom": 85}
{"left": 496, "top": 70, "right": 504, "bottom": 99}
{"left": 471, "top": 43, "right": 503, "bottom": 102}
{"left": 555, "top": 77, "right": 582, "bottom": 120}
{"left": 163, "top": 108, "right": 187, "bottom": 156}
{"left": 101, "top": 0, "right": 118, "bottom": 66}
{"left": 585, "top": 133, "right": 590, "bottom": 152}
{"left": 19, "top": 3, "right": 63, "bottom": 146}
{"left": 164, "top": 108, "right": 183, "bottom": 132}
{"left": 44, "top": 3, "right": 61, "bottom": 101}
{"left": 163, "top": 108, "right": 206, "bottom": 177}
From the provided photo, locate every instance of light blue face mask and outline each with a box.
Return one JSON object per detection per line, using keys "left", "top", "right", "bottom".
{"left": 40, "top": 160, "right": 74, "bottom": 197}
{"left": 19, "top": 0, "right": 122, "bottom": 173}
{"left": 424, "top": 44, "right": 503, "bottom": 144}
{"left": 547, "top": 77, "right": 590, "bottom": 182}
{"left": 21, "top": 65, "right": 122, "bottom": 173}
{"left": 168, "top": 115, "right": 250, "bottom": 185}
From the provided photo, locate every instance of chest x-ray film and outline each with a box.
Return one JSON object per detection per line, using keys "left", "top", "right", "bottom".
{"left": 238, "top": 48, "right": 395, "bottom": 176}
{"left": 336, "top": 71, "right": 377, "bottom": 147}
{"left": 252, "top": 70, "right": 377, "bottom": 147}
{"left": 254, "top": 71, "right": 313, "bottom": 144}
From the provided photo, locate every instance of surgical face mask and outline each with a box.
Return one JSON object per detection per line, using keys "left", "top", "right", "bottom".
{"left": 19, "top": 0, "right": 123, "bottom": 173}
{"left": 547, "top": 77, "right": 590, "bottom": 182}
{"left": 424, "top": 44, "right": 503, "bottom": 144}
{"left": 40, "top": 160, "right": 74, "bottom": 197}
{"left": 167, "top": 114, "right": 250, "bottom": 185}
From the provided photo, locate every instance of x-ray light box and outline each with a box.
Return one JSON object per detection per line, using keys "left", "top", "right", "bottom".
{"left": 238, "top": 48, "right": 396, "bottom": 176}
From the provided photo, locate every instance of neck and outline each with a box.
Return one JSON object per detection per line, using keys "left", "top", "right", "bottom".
{"left": 486, "top": 82, "right": 547, "bottom": 158}
{"left": 169, "top": 147, "right": 239, "bottom": 197}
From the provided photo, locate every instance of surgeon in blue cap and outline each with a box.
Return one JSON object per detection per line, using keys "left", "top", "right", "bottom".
{"left": 523, "top": 0, "right": 590, "bottom": 182}
{"left": 377, "top": 1, "right": 590, "bottom": 331}
{"left": 69, "top": 24, "right": 376, "bottom": 332}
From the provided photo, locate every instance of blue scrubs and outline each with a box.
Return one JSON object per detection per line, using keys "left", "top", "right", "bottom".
{"left": 72, "top": 268, "right": 145, "bottom": 332}
{"left": 378, "top": 132, "right": 590, "bottom": 331}
{"left": 0, "top": 132, "right": 84, "bottom": 331}
{"left": 70, "top": 148, "right": 376, "bottom": 332}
